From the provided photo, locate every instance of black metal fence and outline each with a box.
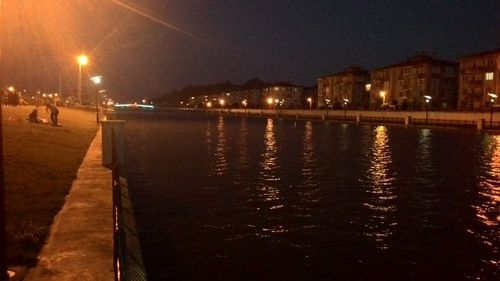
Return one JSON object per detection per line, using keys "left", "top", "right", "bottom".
{"left": 110, "top": 128, "right": 147, "bottom": 281}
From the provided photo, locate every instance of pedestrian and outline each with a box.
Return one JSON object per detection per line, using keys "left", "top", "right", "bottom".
{"left": 46, "top": 103, "right": 59, "bottom": 125}
{"left": 27, "top": 108, "right": 40, "bottom": 123}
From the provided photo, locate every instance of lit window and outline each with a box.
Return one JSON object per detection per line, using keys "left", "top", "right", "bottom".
{"left": 486, "top": 72, "right": 494, "bottom": 80}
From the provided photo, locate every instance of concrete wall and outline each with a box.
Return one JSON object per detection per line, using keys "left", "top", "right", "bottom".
{"left": 201, "top": 108, "right": 499, "bottom": 122}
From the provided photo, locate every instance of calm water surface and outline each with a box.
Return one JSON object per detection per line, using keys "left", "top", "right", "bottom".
{"left": 118, "top": 112, "right": 499, "bottom": 281}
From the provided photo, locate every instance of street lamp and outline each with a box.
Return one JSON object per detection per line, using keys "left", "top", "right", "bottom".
{"left": 325, "top": 99, "right": 330, "bottom": 116}
{"left": 379, "top": 91, "right": 386, "bottom": 108}
{"left": 242, "top": 99, "right": 248, "bottom": 113}
{"left": 267, "top": 97, "right": 273, "bottom": 109}
{"left": 488, "top": 93, "right": 497, "bottom": 128}
{"left": 343, "top": 98, "right": 349, "bottom": 120}
{"left": 77, "top": 54, "right": 88, "bottom": 105}
{"left": 219, "top": 98, "right": 225, "bottom": 113}
{"left": 90, "top": 75, "right": 102, "bottom": 124}
{"left": 307, "top": 97, "right": 312, "bottom": 110}
{"left": 424, "top": 95, "right": 432, "bottom": 124}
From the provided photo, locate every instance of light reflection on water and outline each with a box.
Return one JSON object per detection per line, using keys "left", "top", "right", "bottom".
{"left": 361, "top": 126, "right": 396, "bottom": 250}
{"left": 121, "top": 113, "right": 500, "bottom": 281}
{"left": 474, "top": 134, "right": 500, "bottom": 269}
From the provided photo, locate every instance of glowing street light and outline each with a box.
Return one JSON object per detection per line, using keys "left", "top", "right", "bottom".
{"left": 379, "top": 91, "right": 386, "bottom": 107}
{"left": 90, "top": 75, "right": 102, "bottom": 124}
{"left": 488, "top": 93, "right": 498, "bottom": 128}
{"left": 77, "top": 54, "right": 88, "bottom": 105}
{"left": 267, "top": 97, "right": 273, "bottom": 109}
{"left": 7, "top": 86, "right": 14, "bottom": 93}
{"left": 307, "top": 97, "right": 312, "bottom": 110}
{"left": 424, "top": 95, "right": 432, "bottom": 123}
{"left": 343, "top": 98, "right": 349, "bottom": 120}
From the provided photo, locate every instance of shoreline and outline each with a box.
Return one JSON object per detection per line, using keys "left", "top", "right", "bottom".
{"left": 115, "top": 107, "right": 500, "bottom": 131}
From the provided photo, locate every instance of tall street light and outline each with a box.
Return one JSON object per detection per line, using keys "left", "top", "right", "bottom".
{"left": 343, "top": 98, "right": 349, "bottom": 120}
{"left": 307, "top": 97, "right": 312, "bottom": 110}
{"left": 267, "top": 97, "right": 273, "bottom": 109}
{"left": 0, "top": 1, "right": 9, "bottom": 278}
{"left": 242, "top": 99, "right": 248, "bottom": 114}
{"left": 379, "top": 91, "right": 386, "bottom": 109}
{"left": 219, "top": 98, "right": 225, "bottom": 113}
{"left": 488, "top": 93, "right": 497, "bottom": 128}
{"left": 77, "top": 54, "right": 88, "bottom": 105}
{"left": 90, "top": 75, "right": 102, "bottom": 124}
{"left": 424, "top": 95, "right": 432, "bottom": 124}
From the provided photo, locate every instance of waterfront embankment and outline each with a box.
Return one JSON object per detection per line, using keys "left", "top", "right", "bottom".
{"left": 1, "top": 106, "right": 100, "bottom": 279}
{"left": 175, "top": 108, "right": 500, "bottom": 130}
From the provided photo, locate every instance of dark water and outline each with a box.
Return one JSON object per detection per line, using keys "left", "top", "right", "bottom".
{"left": 119, "top": 112, "right": 499, "bottom": 281}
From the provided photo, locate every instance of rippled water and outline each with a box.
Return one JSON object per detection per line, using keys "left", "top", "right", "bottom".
{"left": 119, "top": 112, "right": 499, "bottom": 281}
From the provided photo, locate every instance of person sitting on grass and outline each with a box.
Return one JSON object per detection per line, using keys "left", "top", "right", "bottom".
{"left": 27, "top": 108, "right": 40, "bottom": 123}
{"left": 45, "top": 103, "right": 59, "bottom": 125}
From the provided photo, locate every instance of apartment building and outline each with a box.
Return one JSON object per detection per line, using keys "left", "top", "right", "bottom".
{"left": 458, "top": 48, "right": 500, "bottom": 110}
{"left": 317, "top": 65, "right": 370, "bottom": 109}
{"left": 262, "top": 84, "right": 303, "bottom": 109}
{"left": 370, "top": 54, "right": 458, "bottom": 110}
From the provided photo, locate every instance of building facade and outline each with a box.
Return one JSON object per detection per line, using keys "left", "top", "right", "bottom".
{"left": 370, "top": 54, "right": 458, "bottom": 110}
{"left": 458, "top": 49, "right": 500, "bottom": 110}
{"left": 262, "top": 84, "right": 303, "bottom": 109}
{"left": 317, "top": 65, "right": 370, "bottom": 109}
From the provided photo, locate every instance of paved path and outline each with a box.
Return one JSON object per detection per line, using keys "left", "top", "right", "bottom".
{"left": 24, "top": 128, "right": 114, "bottom": 281}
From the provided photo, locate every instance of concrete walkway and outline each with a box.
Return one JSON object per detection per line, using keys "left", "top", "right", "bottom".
{"left": 24, "top": 128, "right": 114, "bottom": 281}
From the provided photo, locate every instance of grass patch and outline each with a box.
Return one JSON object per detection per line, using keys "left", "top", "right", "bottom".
{"left": 2, "top": 106, "right": 99, "bottom": 265}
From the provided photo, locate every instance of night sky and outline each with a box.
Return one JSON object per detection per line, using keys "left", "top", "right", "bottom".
{"left": 0, "top": 0, "right": 499, "bottom": 101}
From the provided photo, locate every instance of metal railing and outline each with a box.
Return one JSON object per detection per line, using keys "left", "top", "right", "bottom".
{"left": 109, "top": 125, "right": 147, "bottom": 281}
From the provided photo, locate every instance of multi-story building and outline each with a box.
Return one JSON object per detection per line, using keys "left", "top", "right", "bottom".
{"left": 317, "top": 65, "right": 371, "bottom": 109}
{"left": 228, "top": 89, "right": 263, "bottom": 108}
{"left": 370, "top": 54, "right": 458, "bottom": 110}
{"left": 262, "top": 84, "right": 303, "bottom": 109}
{"left": 458, "top": 48, "right": 500, "bottom": 110}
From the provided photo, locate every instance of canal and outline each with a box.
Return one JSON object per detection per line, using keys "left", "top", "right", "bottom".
{"left": 117, "top": 111, "right": 499, "bottom": 281}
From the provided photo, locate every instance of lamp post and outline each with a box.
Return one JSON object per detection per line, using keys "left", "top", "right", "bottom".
{"left": 90, "top": 75, "right": 102, "bottom": 124}
{"left": 242, "top": 99, "right": 248, "bottom": 114}
{"left": 379, "top": 91, "right": 386, "bottom": 109}
{"left": 266, "top": 97, "right": 273, "bottom": 110}
{"left": 219, "top": 98, "right": 225, "bottom": 113}
{"left": 488, "top": 93, "right": 497, "bottom": 128}
{"left": 325, "top": 99, "right": 330, "bottom": 117}
{"left": 424, "top": 95, "right": 432, "bottom": 124}
{"left": 343, "top": 98, "right": 349, "bottom": 120}
{"left": 77, "top": 54, "right": 88, "bottom": 105}
{"left": 307, "top": 97, "right": 312, "bottom": 110}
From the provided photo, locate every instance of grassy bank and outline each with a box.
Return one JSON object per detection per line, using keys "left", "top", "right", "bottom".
{"left": 2, "top": 106, "right": 99, "bottom": 265}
